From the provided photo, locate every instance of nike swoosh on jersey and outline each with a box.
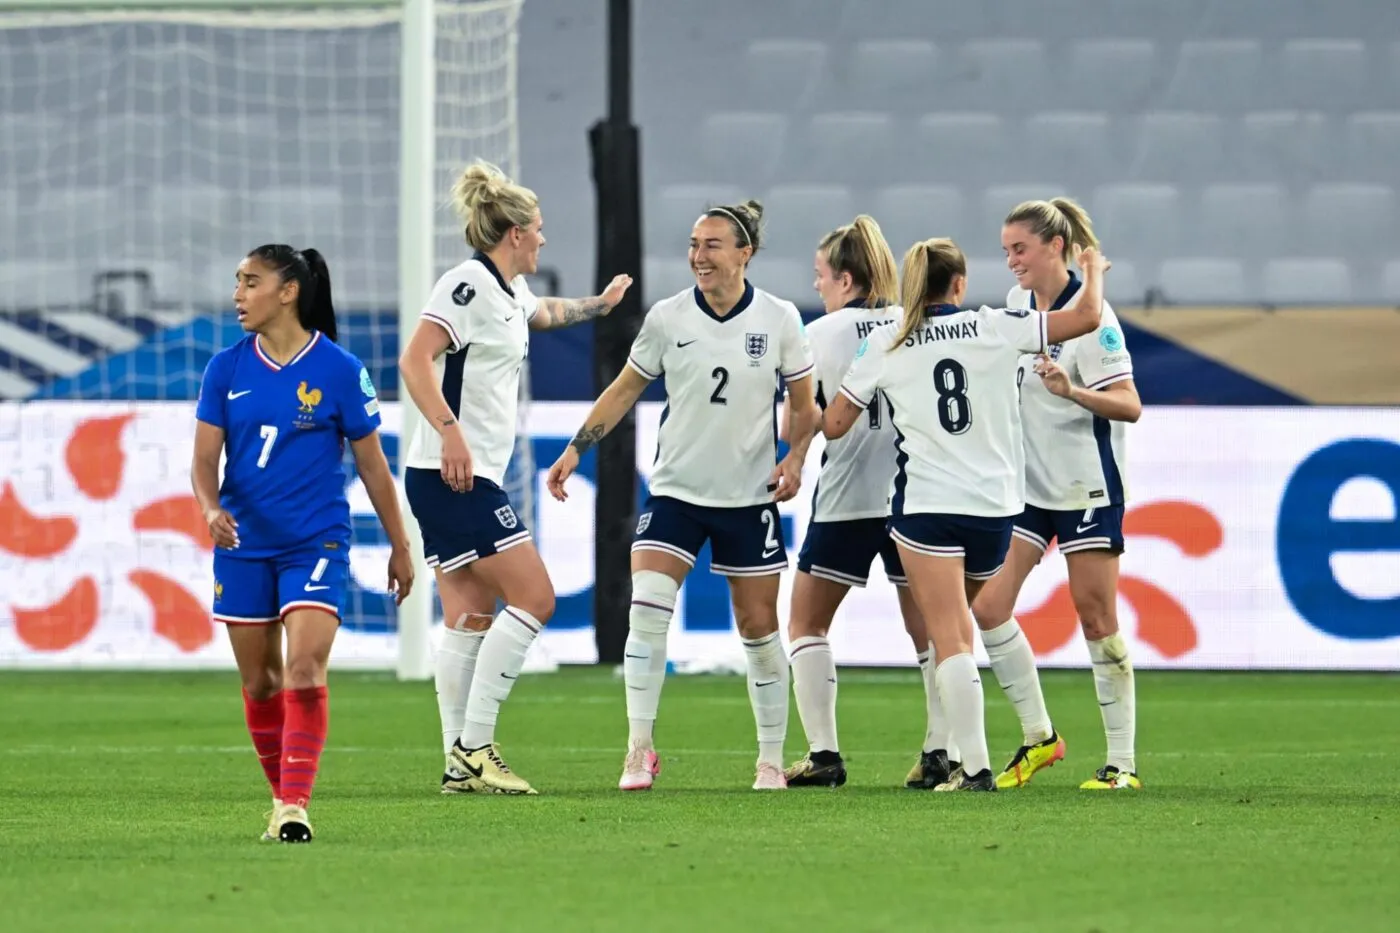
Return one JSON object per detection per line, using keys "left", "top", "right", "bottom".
{"left": 676, "top": 339, "right": 697, "bottom": 348}
{"left": 227, "top": 390, "right": 252, "bottom": 399}
{"left": 1076, "top": 523, "right": 1098, "bottom": 533}
{"left": 304, "top": 583, "right": 331, "bottom": 592}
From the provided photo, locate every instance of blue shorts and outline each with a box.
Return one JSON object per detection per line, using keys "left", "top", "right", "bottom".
{"left": 405, "top": 468, "right": 532, "bottom": 574}
{"left": 633, "top": 495, "right": 787, "bottom": 577}
{"left": 797, "top": 518, "right": 906, "bottom": 587}
{"left": 1013, "top": 504, "right": 1126, "bottom": 555}
{"left": 887, "top": 513, "right": 1014, "bottom": 580}
{"left": 212, "top": 547, "right": 348, "bottom": 624}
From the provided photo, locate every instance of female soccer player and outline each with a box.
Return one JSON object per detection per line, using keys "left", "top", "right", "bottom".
{"left": 971, "top": 199, "right": 1143, "bottom": 791}
{"left": 192, "top": 245, "right": 414, "bottom": 843}
{"left": 398, "top": 159, "right": 631, "bottom": 795}
{"left": 823, "top": 237, "right": 1107, "bottom": 791}
{"left": 778, "top": 215, "right": 957, "bottom": 790}
{"left": 546, "top": 199, "right": 821, "bottom": 791}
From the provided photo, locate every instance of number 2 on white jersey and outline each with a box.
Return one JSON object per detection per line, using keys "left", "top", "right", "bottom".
{"left": 257, "top": 424, "right": 278, "bottom": 468}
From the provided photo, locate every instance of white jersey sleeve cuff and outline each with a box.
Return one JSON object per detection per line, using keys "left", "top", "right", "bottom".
{"left": 626, "top": 356, "right": 660, "bottom": 380}
{"left": 1086, "top": 371, "right": 1134, "bottom": 390}
{"left": 1038, "top": 312, "right": 1048, "bottom": 354}
{"left": 837, "top": 384, "right": 869, "bottom": 408}
{"left": 782, "top": 363, "right": 814, "bottom": 381}
{"left": 421, "top": 311, "right": 463, "bottom": 353}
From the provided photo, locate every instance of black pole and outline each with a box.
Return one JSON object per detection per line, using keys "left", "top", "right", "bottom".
{"left": 589, "top": 0, "right": 642, "bottom": 665}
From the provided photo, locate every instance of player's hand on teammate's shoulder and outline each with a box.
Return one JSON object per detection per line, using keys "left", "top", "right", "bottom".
{"left": 770, "top": 453, "right": 803, "bottom": 503}
{"left": 1033, "top": 354, "right": 1072, "bottom": 398}
{"left": 545, "top": 447, "right": 579, "bottom": 502}
{"left": 439, "top": 424, "right": 474, "bottom": 493}
{"left": 599, "top": 273, "right": 634, "bottom": 313}
{"left": 386, "top": 544, "right": 414, "bottom": 605}
{"left": 204, "top": 507, "right": 239, "bottom": 549}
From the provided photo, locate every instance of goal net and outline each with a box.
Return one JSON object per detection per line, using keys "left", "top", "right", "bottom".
{"left": 0, "top": 0, "right": 533, "bottom": 671}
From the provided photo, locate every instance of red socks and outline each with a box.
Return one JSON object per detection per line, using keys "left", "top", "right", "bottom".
{"left": 279, "top": 686, "right": 329, "bottom": 809}
{"left": 242, "top": 689, "right": 285, "bottom": 796}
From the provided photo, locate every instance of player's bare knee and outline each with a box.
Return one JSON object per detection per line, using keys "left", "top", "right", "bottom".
{"left": 242, "top": 668, "right": 282, "bottom": 700}
{"left": 970, "top": 590, "right": 1011, "bottom": 631}
{"left": 512, "top": 590, "right": 554, "bottom": 625}
{"left": 284, "top": 654, "right": 327, "bottom": 690}
{"left": 734, "top": 606, "right": 779, "bottom": 641}
{"left": 1078, "top": 609, "right": 1118, "bottom": 642}
{"left": 787, "top": 614, "right": 830, "bottom": 641}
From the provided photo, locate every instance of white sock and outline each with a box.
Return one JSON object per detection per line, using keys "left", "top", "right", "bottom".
{"left": 458, "top": 607, "right": 541, "bottom": 750}
{"left": 790, "top": 635, "right": 838, "bottom": 754}
{"left": 981, "top": 617, "right": 1053, "bottom": 745}
{"left": 742, "top": 631, "right": 789, "bottom": 768}
{"left": 935, "top": 652, "right": 990, "bottom": 776}
{"left": 1088, "top": 632, "right": 1136, "bottom": 773}
{"left": 917, "top": 646, "right": 958, "bottom": 760}
{"left": 625, "top": 571, "right": 678, "bottom": 747}
{"left": 435, "top": 627, "right": 484, "bottom": 755}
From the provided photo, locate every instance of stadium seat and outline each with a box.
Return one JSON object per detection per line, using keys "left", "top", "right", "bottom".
{"left": 1158, "top": 258, "right": 1251, "bottom": 305}
{"left": 1276, "top": 40, "right": 1368, "bottom": 112}
{"left": 1196, "top": 184, "right": 1293, "bottom": 257}
{"left": 952, "top": 39, "right": 1048, "bottom": 113}
{"left": 845, "top": 40, "right": 938, "bottom": 110}
{"left": 1235, "top": 111, "right": 1333, "bottom": 187}
{"left": 1163, "top": 41, "right": 1263, "bottom": 113}
{"left": 643, "top": 256, "right": 699, "bottom": 307}
{"left": 744, "top": 40, "right": 827, "bottom": 112}
{"left": 755, "top": 258, "right": 817, "bottom": 304}
{"left": 244, "top": 187, "right": 345, "bottom": 248}
{"left": 800, "top": 112, "right": 899, "bottom": 183}
{"left": 1345, "top": 112, "right": 1400, "bottom": 185}
{"left": 1092, "top": 183, "right": 1182, "bottom": 265}
{"left": 916, "top": 113, "right": 1009, "bottom": 190}
{"left": 759, "top": 185, "right": 855, "bottom": 260}
{"left": 1067, "top": 40, "right": 1156, "bottom": 113}
{"left": 1128, "top": 112, "right": 1228, "bottom": 184}
{"left": 1302, "top": 184, "right": 1396, "bottom": 263}
{"left": 1262, "top": 259, "right": 1354, "bottom": 305}
{"left": 1381, "top": 260, "right": 1400, "bottom": 303}
{"left": 1102, "top": 259, "right": 1146, "bottom": 307}
{"left": 871, "top": 185, "right": 967, "bottom": 255}
{"left": 963, "top": 257, "right": 1014, "bottom": 305}
{"left": 1022, "top": 112, "right": 1114, "bottom": 190}
{"left": 699, "top": 113, "right": 789, "bottom": 187}
{"left": 0, "top": 261, "right": 86, "bottom": 311}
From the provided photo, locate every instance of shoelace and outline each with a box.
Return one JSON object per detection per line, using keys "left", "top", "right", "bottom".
{"left": 624, "top": 747, "right": 650, "bottom": 772}
{"left": 486, "top": 746, "right": 512, "bottom": 773}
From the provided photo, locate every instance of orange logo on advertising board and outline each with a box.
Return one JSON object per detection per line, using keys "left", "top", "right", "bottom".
{"left": 0, "top": 415, "right": 214, "bottom": 653}
{"left": 1018, "top": 501, "right": 1224, "bottom": 658}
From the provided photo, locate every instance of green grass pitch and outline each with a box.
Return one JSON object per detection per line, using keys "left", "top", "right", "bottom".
{"left": 1, "top": 668, "right": 1396, "bottom": 932}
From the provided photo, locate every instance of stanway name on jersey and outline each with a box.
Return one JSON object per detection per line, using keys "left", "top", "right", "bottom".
{"left": 903, "top": 319, "right": 979, "bottom": 346}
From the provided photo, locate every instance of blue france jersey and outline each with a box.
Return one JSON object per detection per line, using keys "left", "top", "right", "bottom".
{"left": 195, "top": 331, "right": 381, "bottom": 558}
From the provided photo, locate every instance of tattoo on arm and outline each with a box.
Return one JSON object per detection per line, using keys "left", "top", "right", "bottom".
{"left": 436, "top": 415, "right": 456, "bottom": 428}
{"left": 544, "top": 297, "right": 609, "bottom": 327}
{"left": 569, "top": 423, "right": 606, "bottom": 455}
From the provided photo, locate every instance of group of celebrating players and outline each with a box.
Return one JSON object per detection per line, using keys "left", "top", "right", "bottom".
{"left": 193, "top": 159, "right": 1140, "bottom": 843}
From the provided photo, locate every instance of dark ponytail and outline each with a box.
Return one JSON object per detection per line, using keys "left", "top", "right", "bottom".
{"left": 247, "top": 243, "right": 339, "bottom": 342}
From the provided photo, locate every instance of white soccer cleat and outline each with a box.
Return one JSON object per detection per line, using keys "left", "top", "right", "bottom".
{"left": 260, "top": 797, "right": 283, "bottom": 841}
{"left": 619, "top": 743, "right": 661, "bottom": 791}
{"left": 753, "top": 761, "right": 787, "bottom": 790}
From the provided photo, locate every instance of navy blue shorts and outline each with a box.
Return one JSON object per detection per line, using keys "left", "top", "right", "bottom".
{"left": 797, "top": 518, "right": 906, "bottom": 587}
{"left": 633, "top": 495, "right": 787, "bottom": 577}
{"left": 405, "top": 468, "right": 532, "bottom": 574}
{"left": 887, "top": 513, "right": 1014, "bottom": 580}
{"left": 1013, "top": 504, "right": 1126, "bottom": 556}
{"left": 212, "top": 547, "right": 348, "bottom": 624}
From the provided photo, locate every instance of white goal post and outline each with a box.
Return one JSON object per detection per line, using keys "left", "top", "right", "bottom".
{"left": 0, "top": 0, "right": 528, "bottom": 679}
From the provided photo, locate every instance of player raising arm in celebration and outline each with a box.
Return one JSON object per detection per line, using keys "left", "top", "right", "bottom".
{"left": 547, "top": 200, "right": 821, "bottom": 791}
{"left": 823, "top": 238, "right": 1107, "bottom": 791}
{"left": 971, "top": 199, "right": 1143, "bottom": 791}
{"left": 399, "top": 160, "right": 631, "bottom": 795}
{"left": 779, "top": 215, "right": 956, "bottom": 790}
{"left": 192, "top": 245, "right": 414, "bottom": 842}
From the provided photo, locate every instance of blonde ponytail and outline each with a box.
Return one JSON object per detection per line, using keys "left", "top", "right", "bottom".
{"left": 893, "top": 238, "right": 966, "bottom": 351}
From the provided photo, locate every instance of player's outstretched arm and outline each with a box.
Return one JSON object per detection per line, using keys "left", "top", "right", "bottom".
{"left": 191, "top": 421, "right": 239, "bottom": 549}
{"left": 530, "top": 274, "right": 634, "bottom": 331}
{"left": 771, "top": 374, "right": 820, "bottom": 503}
{"left": 399, "top": 319, "right": 476, "bottom": 492}
{"left": 546, "top": 366, "right": 651, "bottom": 501}
{"left": 1045, "top": 247, "right": 1108, "bottom": 345}
{"left": 349, "top": 433, "right": 415, "bottom": 604}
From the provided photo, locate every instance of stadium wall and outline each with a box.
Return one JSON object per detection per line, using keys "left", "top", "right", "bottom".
{"left": 2, "top": 400, "right": 1397, "bottom": 671}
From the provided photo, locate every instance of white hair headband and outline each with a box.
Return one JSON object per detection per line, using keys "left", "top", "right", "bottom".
{"left": 706, "top": 207, "right": 752, "bottom": 247}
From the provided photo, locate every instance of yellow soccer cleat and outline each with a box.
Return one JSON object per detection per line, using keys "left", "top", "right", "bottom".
{"left": 277, "top": 803, "right": 314, "bottom": 843}
{"left": 260, "top": 797, "right": 283, "bottom": 841}
{"left": 1080, "top": 765, "right": 1142, "bottom": 790}
{"left": 995, "top": 731, "right": 1066, "bottom": 789}
{"left": 451, "top": 741, "right": 538, "bottom": 795}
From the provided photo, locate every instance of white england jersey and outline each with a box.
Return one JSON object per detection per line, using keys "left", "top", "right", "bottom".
{"left": 1010, "top": 279, "right": 1133, "bottom": 511}
{"left": 807, "top": 301, "right": 903, "bottom": 522}
{"left": 405, "top": 253, "right": 538, "bottom": 487}
{"left": 628, "top": 282, "right": 814, "bottom": 508}
{"left": 839, "top": 304, "right": 1048, "bottom": 518}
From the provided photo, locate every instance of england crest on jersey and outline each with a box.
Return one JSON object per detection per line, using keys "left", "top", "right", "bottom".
{"left": 494, "top": 505, "right": 518, "bottom": 529}
{"left": 745, "top": 332, "right": 768, "bottom": 361}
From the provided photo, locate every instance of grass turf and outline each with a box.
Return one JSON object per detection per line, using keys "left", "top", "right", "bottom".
{"left": 1, "top": 668, "right": 1396, "bottom": 932}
